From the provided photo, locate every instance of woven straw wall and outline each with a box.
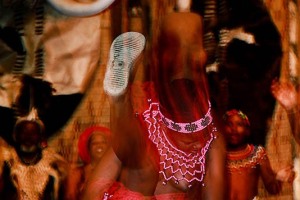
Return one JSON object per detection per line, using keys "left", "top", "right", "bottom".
{"left": 260, "top": 0, "right": 299, "bottom": 199}
{"left": 48, "top": 9, "right": 112, "bottom": 163}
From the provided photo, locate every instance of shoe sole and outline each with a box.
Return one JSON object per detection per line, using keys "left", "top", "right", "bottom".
{"left": 103, "top": 32, "right": 146, "bottom": 97}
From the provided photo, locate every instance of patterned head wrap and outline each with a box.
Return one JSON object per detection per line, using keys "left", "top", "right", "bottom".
{"left": 223, "top": 109, "right": 250, "bottom": 126}
{"left": 78, "top": 126, "right": 111, "bottom": 164}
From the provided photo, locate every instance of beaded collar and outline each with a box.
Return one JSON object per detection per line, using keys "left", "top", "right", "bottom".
{"left": 143, "top": 101, "right": 217, "bottom": 186}
{"left": 227, "top": 144, "right": 267, "bottom": 172}
{"left": 159, "top": 101, "right": 213, "bottom": 134}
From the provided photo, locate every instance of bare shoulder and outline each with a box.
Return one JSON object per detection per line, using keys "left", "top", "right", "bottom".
{"left": 210, "top": 131, "right": 226, "bottom": 152}
{"left": 90, "top": 146, "right": 122, "bottom": 180}
{"left": 205, "top": 130, "right": 226, "bottom": 165}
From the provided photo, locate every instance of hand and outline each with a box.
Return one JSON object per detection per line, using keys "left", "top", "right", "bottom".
{"left": 271, "top": 79, "right": 298, "bottom": 111}
{"left": 276, "top": 165, "right": 295, "bottom": 183}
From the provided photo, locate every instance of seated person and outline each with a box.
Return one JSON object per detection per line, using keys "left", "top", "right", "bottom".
{"left": 0, "top": 108, "right": 68, "bottom": 200}
{"left": 65, "top": 126, "right": 111, "bottom": 200}
{"left": 223, "top": 109, "right": 295, "bottom": 200}
{"left": 82, "top": 10, "right": 226, "bottom": 200}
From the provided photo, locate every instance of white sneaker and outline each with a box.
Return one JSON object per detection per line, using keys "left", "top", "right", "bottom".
{"left": 103, "top": 32, "right": 146, "bottom": 97}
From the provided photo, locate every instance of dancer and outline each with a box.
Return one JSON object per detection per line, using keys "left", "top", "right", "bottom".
{"left": 83, "top": 11, "right": 226, "bottom": 200}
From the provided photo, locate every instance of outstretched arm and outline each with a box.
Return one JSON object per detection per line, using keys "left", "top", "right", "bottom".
{"left": 260, "top": 154, "right": 294, "bottom": 194}
{"left": 260, "top": 155, "right": 281, "bottom": 194}
{"left": 271, "top": 80, "right": 300, "bottom": 144}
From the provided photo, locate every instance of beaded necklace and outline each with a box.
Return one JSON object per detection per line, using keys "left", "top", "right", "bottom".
{"left": 143, "top": 101, "right": 217, "bottom": 187}
{"left": 227, "top": 144, "right": 267, "bottom": 173}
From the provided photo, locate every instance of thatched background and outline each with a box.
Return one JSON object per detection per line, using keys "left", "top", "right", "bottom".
{"left": 46, "top": 0, "right": 300, "bottom": 199}
{"left": 258, "top": 0, "right": 299, "bottom": 199}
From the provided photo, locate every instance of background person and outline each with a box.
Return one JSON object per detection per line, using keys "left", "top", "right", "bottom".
{"left": 223, "top": 109, "right": 295, "bottom": 200}
{"left": 65, "top": 126, "right": 111, "bottom": 200}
